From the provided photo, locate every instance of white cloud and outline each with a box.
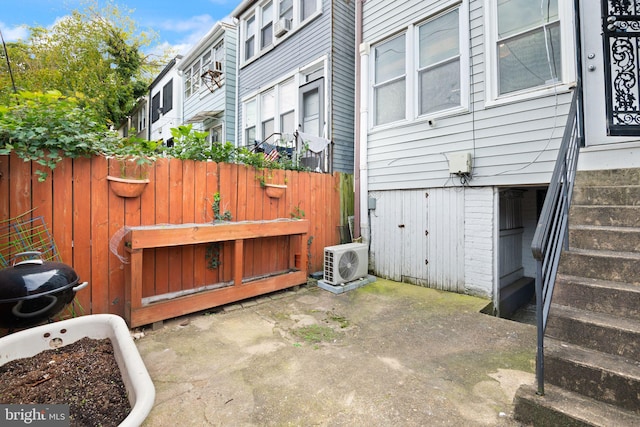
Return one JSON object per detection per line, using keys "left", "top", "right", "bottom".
{"left": 0, "top": 24, "right": 29, "bottom": 42}
{"left": 151, "top": 14, "right": 219, "bottom": 56}
{"left": 157, "top": 14, "right": 215, "bottom": 34}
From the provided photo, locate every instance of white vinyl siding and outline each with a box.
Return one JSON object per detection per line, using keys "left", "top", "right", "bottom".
{"left": 362, "top": 0, "right": 574, "bottom": 190}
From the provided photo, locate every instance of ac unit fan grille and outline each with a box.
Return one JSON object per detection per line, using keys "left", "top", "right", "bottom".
{"left": 338, "top": 250, "right": 359, "bottom": 281}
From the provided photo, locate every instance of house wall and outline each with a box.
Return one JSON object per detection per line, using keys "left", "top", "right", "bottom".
{"left": 236, "top": 0, "right": 331, "bottom": 136}
{"left": 330, "top": 0, "right": 356, "bottom": 173}
{"left": 362, "top": 0, "right": 573, "bottom": 191}
{"left": 236, "top": 0, "right": 355, "bottom": 173}
{"left": 150, "top": 66, "right": 183, "bottom": 143}
{"left": 182, "top": 26, "right": 237, "bottom": 144}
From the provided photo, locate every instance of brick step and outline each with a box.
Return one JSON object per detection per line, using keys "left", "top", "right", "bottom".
{"left": 570, "top": 205, "right": 640, "bottom": 227}
{"left": 569, "top": 225, "right": 640, "bottom": 252}
{"left": 575, "top": 168, "right": 640, "bottom": 186}
{"left": 514, "top": 382, "right": 640, "bottom": 427}
{"left": 544, "top": 339, "right": 640, "bottom": 413}
{"left": 546, "top": 304, "right": 640, "bottom": 361}
{"left": 552, "top": 275, "right": 640, "bottom": 321}
{"left": 572, "top": 185, "right": 640, "bottom": 206}
{"left": 559, "top": 249, "right": 640, "bottom": 284}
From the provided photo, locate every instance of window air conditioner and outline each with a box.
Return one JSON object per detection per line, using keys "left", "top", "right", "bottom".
{"left": 323, "top": 243, "right": 368, "bottom": 285}
{"left": 209, "top": 61, "right": 223, "bottom": 74}
{"left": 274, "top": 18, "right": 291, "bottom": 37}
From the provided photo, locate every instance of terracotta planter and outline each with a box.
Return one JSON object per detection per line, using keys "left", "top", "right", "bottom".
{"left": 264, "top": 183, "right": 287, "bottom": 199}
{"left": 107, "top": 176, "right": 150, "bottom": 198}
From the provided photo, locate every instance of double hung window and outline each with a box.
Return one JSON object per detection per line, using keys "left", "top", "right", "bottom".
{"left": 418, "top": 9, "right": 461, "bottom": 115}
{"left": 496, "top": 0, "right": 561, "bottom": 96}
{"left": 373, "top": 34, "right": 406, "bottom": 126}
{"left": 371, "top": 4, "right": 467, "bottom": 127}
{"left": 261, "top": 2, "right": 273, "bottom": 49}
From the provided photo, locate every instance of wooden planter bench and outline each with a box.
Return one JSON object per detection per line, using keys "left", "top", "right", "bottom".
{"left": 123, "top": 219, "right": 309, "bottom": 327}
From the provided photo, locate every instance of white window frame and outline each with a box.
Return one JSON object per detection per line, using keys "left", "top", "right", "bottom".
{"left": 239, "top": 0, "right": 322, "bottom": 66}
{"left": 372, "top": 32, "right": 408, "bottom": 127}
{"left": 370, "top": 2, "right": 469, "bottom": 130}
{"left": 241, "top": 57, "right": 328, "bottom": 146}
{"left": 484, "top": 0, "right": 576, "bottom": 106}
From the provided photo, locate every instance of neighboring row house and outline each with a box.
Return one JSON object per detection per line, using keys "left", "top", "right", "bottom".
{"left": 177, "top": 22, "right": 237, "bottom": 145}
{"left": 137, "top": 1, "right": 356, "bottom": 174}
{"left": 231, "top": 0, "right": 356, "bottom": 173}
{"left": 149, "top": 56, "right": 183, "bottom": 145}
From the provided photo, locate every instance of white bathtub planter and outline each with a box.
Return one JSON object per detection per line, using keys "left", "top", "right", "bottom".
{"left": 0, "top": 314, "right": 155, "bottom": 427}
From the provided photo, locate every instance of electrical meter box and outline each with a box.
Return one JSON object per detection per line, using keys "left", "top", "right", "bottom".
{"left": 448, "top": 152, "right": 472, "bottom": 175}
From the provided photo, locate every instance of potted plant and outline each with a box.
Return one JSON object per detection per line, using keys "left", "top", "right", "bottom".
{"left": 257, "top": 169, "right": 288, "bottom": 199}
{"left": 103, "top": 134, "right": 158, "bottom": 198}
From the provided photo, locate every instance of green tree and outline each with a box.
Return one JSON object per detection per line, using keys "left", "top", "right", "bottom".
{"left": 0, "top": 1, "right": 170, "bottom": 125}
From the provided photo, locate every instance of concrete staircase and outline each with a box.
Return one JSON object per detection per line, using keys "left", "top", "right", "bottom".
{"left": 514, "top": 168, "right": 640, "bottom": 426}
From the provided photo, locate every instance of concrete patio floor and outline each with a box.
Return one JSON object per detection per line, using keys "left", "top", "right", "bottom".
{"left": 135, "top": 278, "right": 536, "bottom": 426}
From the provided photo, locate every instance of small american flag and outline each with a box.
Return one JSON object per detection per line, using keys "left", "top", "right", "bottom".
{"left": 264, "top": 148, "right": 279, "bottom": 162}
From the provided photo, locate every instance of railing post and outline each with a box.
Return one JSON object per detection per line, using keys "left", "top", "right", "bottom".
{"left": 535, "top": 259, "right": 545, "bottom": 395}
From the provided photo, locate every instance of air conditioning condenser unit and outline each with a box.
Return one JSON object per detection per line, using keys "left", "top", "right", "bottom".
{"left": 323, "top": 243, "right": 368, "bottom": 285}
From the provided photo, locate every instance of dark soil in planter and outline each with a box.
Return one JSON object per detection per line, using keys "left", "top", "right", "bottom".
{"left": 0, "top": 337, "right": 130, "bottom": 426}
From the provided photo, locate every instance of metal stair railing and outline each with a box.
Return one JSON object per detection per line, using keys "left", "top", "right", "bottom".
{"left": 531, "top": 79, "right": 583, "bottom": 396}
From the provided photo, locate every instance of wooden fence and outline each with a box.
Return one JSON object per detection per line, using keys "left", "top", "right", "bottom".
{"left": 0, "top": 153, "right": 352, "bottom": 320}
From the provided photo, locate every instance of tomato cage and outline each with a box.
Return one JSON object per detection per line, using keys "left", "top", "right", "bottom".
{"left": 0, "top": 214, "right": 61, "bottom": 269}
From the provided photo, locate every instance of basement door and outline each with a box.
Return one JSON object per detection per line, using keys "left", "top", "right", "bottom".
{"left": 583, "top": 1, "right": 640, "bottom": 143}
{"left": 370, "top": 189, "right": 464, "bottom": 291}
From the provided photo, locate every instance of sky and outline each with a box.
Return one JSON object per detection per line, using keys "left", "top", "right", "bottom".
{"left": 0, "top": 0, "right": 240, "bottom": 56}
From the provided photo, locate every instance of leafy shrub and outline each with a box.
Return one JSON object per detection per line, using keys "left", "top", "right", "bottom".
{"left": 0, "top": 91, "right": 117, "bottom": 181}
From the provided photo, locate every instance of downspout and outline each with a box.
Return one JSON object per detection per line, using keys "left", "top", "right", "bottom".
{"left": 234, "top": 22, "right": 241, "bottom": 148}
{"left": 354, "top": 0, "right": 365, "bottom": 240}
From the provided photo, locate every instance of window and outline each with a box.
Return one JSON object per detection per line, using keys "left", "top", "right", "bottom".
{"left": 279, "top": 0, "right": 293, "bottom": 21}
{"left": 137, "top": 105, "right": 146, "bottom": 132}
{"left": 184, "top": 60, "right": 201, "bottom": 99}
{"left": 492, "top": 0, "right": 564, "bottom": 97}
{"left": 214, "top": 42, "right": 224, "bottom": 68}
{"left": 418, "top": 9, "right": 461, "bottom": 115}
{"left": 202, "top": 50, "right": 211, "bottom": 74}
{"left": 279, "top": 79, "right": 296, "bottom": 133}
{"left": 245, "top": 99, "right": 257, "bottom": 146}
{"left": 184, "top": 68, "right": 192, "bottom": 98}
{"left": 209, "top": 125, "right": 223, "bottom": 144}
{"left": 151, "top": 93, "right": 160, "bottom": 123}
{"left": 370, "top": 4, "right": 469, "bottom": 128}
{"left": 301, "top": 0, "right": 316, "bottom": 21}
{"left": 261, "top": 89, "right": 276, "bottom": 143}
{"left": 245, "top": 15, "right": 256, "bottom": 60}
{"left": 162, "top": 80, "right": 173, "bottom": 113}
{"left": 191, "top": 60, "right": 201, "bottom": 94}
{"left": 373, "top": 34, "right": 406, "bottom": 126}
{"left": 261, "top": 2, "right": 273, "bottom": 49}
